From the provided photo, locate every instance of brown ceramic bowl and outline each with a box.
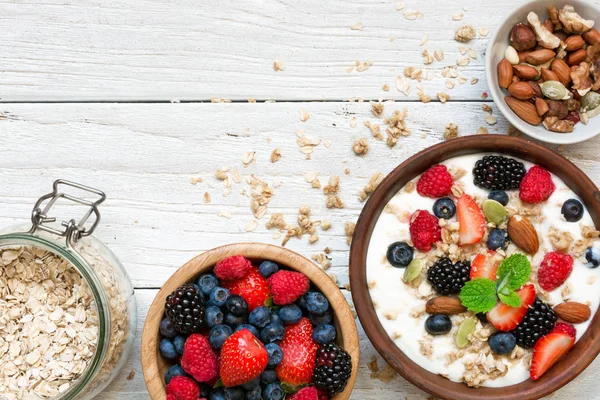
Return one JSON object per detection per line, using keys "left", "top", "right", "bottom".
{"left": 349, "top": 136, "right": 600, "bottom": 400}
{"left": 142, "top": 243, "right": 359, "bottom": 400}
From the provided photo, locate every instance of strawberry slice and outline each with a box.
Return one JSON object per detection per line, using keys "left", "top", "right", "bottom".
{"left": 470, "top": 250, "right": 500, "bottom": 280}
{"left": 530, "top": 331, "right": 575, "bottom": 380}
{"left": 457, "top": 194, "right": 486, "bottom": 246}
{"left": 486, "top": 284, "right": 535, "bottom": 331}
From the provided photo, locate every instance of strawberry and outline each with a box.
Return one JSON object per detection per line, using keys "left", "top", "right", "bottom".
{"left": 220, "top": 329, "right": 268, "bottom": 387}
{"left": 520, "top": 165, "right": 556, "bottom": 204}
{"left": 276, "top": 318, "right": 319, "bottom": 386}
{"left": 457, "top": 194, "right": 486, "bottom": 246}
{"left": 552, "top": 322, "right": 577, "bottom": 339}
{"left": 289, "top": 386, "right": 319, "bottom": 400}
{"left": 530, "top": 331, "right": 575, "bottom": 380}
{"left": 409, "top": 210, "right": 441, "bottom": 251}
{"left": 470, "top": 250, "right": 500, "bottom": 280}
{"left": 416, "top": 164, "right": 454, "bottom": 198}
{"left": 487, "top": 284, "right": 536, "bottom": 331}
{"left": 165, "top": 376, "right": 200, "bottom": 400}
{"left": 223, "top": 268, "right": 271, "bottom": 311}
{"left": 214, "top": 255, "right": 253, "bottom": 281}
{"left": 180, "top": 334, "right": 219, "bottom": 383}
{"left": 538, "top": 252, "right": 573, "bottom": 292}
{"left": 268, "top": 270, "right": 310, "bottom": 305}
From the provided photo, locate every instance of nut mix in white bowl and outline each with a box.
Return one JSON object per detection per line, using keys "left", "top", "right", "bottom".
{"left": 497, "top": 4, "right": 600, "bottom": 133}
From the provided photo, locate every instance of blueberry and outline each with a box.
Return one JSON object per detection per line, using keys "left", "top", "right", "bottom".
{"left": 206, "top": 305, "right": 224, "bottom": 328}
{"left": 561, "top": 199, "right": 584, "bottom": 222}
{"left": 488, "top": 190, "right": 509, "bottom": 206}
{"left": 226, "top": 295, "right": 249, "bottom": 316}
{"left": 432, "top": 197, "right": 456, "bottom": 219}
{"left": 386, "top": 241, "right": 414, "bottom": 268}
{"left": 224, "top": 313, "right": 247, "bottom": 328}
{"left": 279, "top": 305, "right": 302, "bottom": 324}
{"left": 197, "top": 273, "right": 219, "bottom": 295}
{"left": 309, "top": 309, "right": 333, "bottom": 326}
{"left": 209, "top": 324, "right": 232, "bottom": 349}
{"left": 164, "top": 364, "right": 187, "bottom": 384}
{"left": 241, "top": 377, "right": 260, "bottom": 390}
{"left": 224, "top": 387, "right": 245, "bottom": 400}
{"left": 270, "top": 312, "right": 283, "bottom": 326}
{"left": 246, "top": 386, "right": 262, "bottom": 400}
{"left": 487, "top": 228, "right": 508, "bottom": 251}
{"left": 260, "top": 322, "right": 285, "bottom": 343}
{"left": 208, "top": 287, "right": 230, "bottom": 307}
{"left": 261, "top": 369, "right": 277, "bottom": 384}
{"left": 210, "top": 388, "right": 227, "bottom": 400}
{"left": 249, "top": 306, "right": 272, "bottom": 328}
{"left": 259, "top": 260, "right": 279, "bottom": 278}
{"left": 159, "top": 318, "right": 178, "bottom": 338}
{"left": 296, "top": 294, "right": 308, "bottom": 310}
{"left": 159, "top": 338, "right": 178, "bottom": 359}
{"left": 306, "top": 292, "right": 329, "bottom": 315}
{"left": 263, "top": 382, "right": 285, "bottom": 400}
{"left": 425, "top": 315, "right": 452, "bottom": 335}
{"left": 264, "top": 342, "right": 283, "bottom": 367}
{"left": 235, "top": 324, "right": 259, "bottom": 338}
{"left": 312, "top": 324, "right": 337, "bottom": 344}
{"left": 585, "top": 247, "right": 600, "bottom": 268}
{"left": 173, "top": 335, "right": 186, "bottom": 355}
{"left": 488, "top": 332, "right": 516, "bottom": 355}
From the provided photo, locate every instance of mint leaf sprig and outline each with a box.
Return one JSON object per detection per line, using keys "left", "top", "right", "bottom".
{"left": 459, "top": 254, "right": 532, "bottom": 313}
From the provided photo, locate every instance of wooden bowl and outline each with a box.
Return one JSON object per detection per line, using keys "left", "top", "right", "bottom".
{"left": 349, "top": 136, "right": 600, "bottom": 400}
{"left": 142, "top": 243, "right": 359, "bottom": 399}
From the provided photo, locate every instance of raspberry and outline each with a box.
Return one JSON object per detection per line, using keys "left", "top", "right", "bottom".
{"left": 181, "top": 334, "right": 219, "bottom": 383}
{"left": 553, "top": 322, "right": 577, "bottom": 339}
{"left": 409, "top": 210, "right": 441, "bottom": 251}
{"left": 538, "top": 252, "right": 573, "bottom": 291}
{"left": 317, "top": 389, "right": 331, "bottom": 400}
{"left": 417, "top": 164, "right": 454, "bottom": 198}
{"left": 290, "top": 386, "right": 319, "bottom": 400}
{"left": 519, "top": 165, "right": 555, "bottom": 204}
{"left": 268, "top": 270, "right": 310, "bottom": 305}
{"left": 214, "top": 255, "right": 253, "bottom": 281}
{"left": 165, "top": 376, "right": 200, "bottom": 400}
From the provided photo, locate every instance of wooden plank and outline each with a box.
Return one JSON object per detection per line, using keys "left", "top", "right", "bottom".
{"left": 0, "top": 0, "right": 524, "bottom": 101}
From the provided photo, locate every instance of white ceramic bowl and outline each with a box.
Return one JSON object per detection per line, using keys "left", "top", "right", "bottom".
{"left": 485, "top": 0, "right": 600, "bottom": 144}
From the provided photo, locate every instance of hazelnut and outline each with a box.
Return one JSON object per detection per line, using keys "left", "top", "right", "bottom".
{"left": 546, "top": 100, "right": 569, "bottom": 119}
{"left": 510, "top": 23, "right": 537, "bottom": 51}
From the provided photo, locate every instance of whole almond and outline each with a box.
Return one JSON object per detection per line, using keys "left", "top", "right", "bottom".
{"left": 505, "top": 96, "right": 543, "bottom": 126}
{"left": 535, "top": 98, "right": 549, "bottom": 116}
{"left": 554, "top": 302, "right": 592, "bottom": 324}
{"left": 518, "top": 51, "right": 533, "bottom": 63}
{"left": 508, "top": 82, "right": 535, "bottom": 100}
{"left": 541, "top": 67, "right": 559, "bottom": 82}
{"left": 526, "top": 49, "right": 556, "bottom": 65}
{"left": 567, "top": 49, "right": 587, "bottom": 66}
{"left": 507, "top": 215, "right": 539, "bottom": 254}
{"left": 498, "top": 58, "right": 513, "bottom": 89}
{"left": 513, "top": 64, "right": 539, "bottom": 80}
{"left": 551, "top": 59, "right": 572, "bottom": 85}
{"left": 583, "top": 29, "right": 600, "bottom": 45}
{"left": 426, "top": 297, "right": 466, "bottom": 315}
{"left": 565, "top": 35, "right": 585, "bottom": 51}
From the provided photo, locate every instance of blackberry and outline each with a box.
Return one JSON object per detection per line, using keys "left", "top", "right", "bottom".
{"left": 473, "top": 155, "right": 526, "bottom": 190}
{"left": 427, "top": 258, "right": 470, "bottom": 295}
{"left": 511, "top": 298, "right": 557, "bottom": 349}
{"left": 165, "top": 283, "right": 206, "bottom": 334}
{"left": 313, "top": 343, "right": 352, "bottom": 396}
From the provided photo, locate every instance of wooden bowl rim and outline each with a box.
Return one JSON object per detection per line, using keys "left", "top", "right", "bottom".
{"left": 349, "top": 135, "right": 600, "bottom": 400}
{"left": 141, "top": 242, "right": 360, "bottom": 400}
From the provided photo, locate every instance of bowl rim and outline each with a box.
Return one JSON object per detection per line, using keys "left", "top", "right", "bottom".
{"left": 349, "top": 135, "right": 600, "bottom": 400}
{"left": 484, "top": 0, "right": 600, "bottom": 145}
{"left": 141, "top": 242, "right": 360, "bottom": 400}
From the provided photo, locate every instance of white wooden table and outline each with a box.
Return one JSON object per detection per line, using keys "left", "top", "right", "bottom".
{"left": 2, "top": 0, "right": 600, "bottom": 398}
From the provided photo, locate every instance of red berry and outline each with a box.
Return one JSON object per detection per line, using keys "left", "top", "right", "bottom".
{"left": 165, "top": 376, "right": 200, "bottom": 400}
{"left": 180, "top": 334, "right": 219, "bottom": 383}
{"left": 538, "top": 252, "right": 573, "bottom": 291}
{"left": 214, "top": 255, "right": 253, "bottom": 281}
{"left": 276, "top": 318, "right": 319, "bottom": 386}
{"left": 487, "top": 284, "right": 536, "bottom": 332}
{"left": 470, "top": 250, "right": 500, "bottom": 281}
{"left": 416, "top": 164, "right": 454, "bottom": 198}
{"left": 223, "top": 268, "right": 271, "bottom": 311}
{"left": 268, "top": 270, "right": 310, "bottom": 305}
{"left": 289, "top": 386, "right": 319, "bottom": 400}
{"left": 530, "top": 331, "right": 574, "bottom": 380}
{"left": 220, "top": 329, "right": 268, "bottom": 387}
{"left": 316, "top": 389, "right": 331, "bottom": 400}
{"left": 409, "top": 210, "right": 441, "bottom": 251}
{"left": 553, "top": 322, "right": 577, "bottom": 339}
{"left": 520, "top": 165, "right": 555, "bottom": 204}
{"left": 565, "top": 110, "right": 580, "bottom": 125}
{"left": 457, "top": 194, "right": 486, "bottom": 246}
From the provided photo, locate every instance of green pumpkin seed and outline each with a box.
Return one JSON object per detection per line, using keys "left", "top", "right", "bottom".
{"left": 540, "top": 80, "right": 568, "bottom": 100}
{"left": 402, "top": 259, "right": 424, "bottom": 283}
{"left": 456, "top": 317, "right": 477, "bottom": 349}
{"left": 582, "top": 91, "right": 600, "bottom": 111}
{"left": 482, "top": 199, "right": 508, "bottom": 225}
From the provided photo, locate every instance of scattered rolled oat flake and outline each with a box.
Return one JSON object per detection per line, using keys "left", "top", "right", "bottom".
{"left": 452, "top": 13, "right": 464, "bottom": 21}
{"left": 446, "top": 79, "right": 456, "bottom": 89}
{"left": 350, "top": 21, "right": 363, "bottom": 30}
{"left": 219, "top": 211, "right": 232, "bottom": 218}
{"left": 420, "top": 33, "right": 429, "bottom": 46}
{"left": 242, "top": 151, "right": 255, "bottom": 167}
{"left": 359, "top": 172, "right": 384, "bottom": 201}
{"left": 270, "top": 148, "right": 281, "bottom": 163}
{"left": 345, "top": 221, "right": 356, "bottom": 245}
{"left": 482, "top": 104, "right": 493, "bottom": 114}
{"left": 468, "top": 49, "right": 477, "bottom": 59}
{"left": 454, "top": 24, "right": 476, "bottom": 42}
{"left": 382, "top": 84, "right": 390, "bottom": 91}
{"left": 458, "top": 76, "right": 468, "bottom": 84}
{"left": 350, "top": 116, "right": 358, "bottom": 128}
{"left": 323, "top": 140, "right": 332, "bottom": 148}
{"left": 371, "top": 102, "right": 384, "bottom": 117}
{"left": 485, "top": 115, "right": 498, "bottom": 125}
{"left": 422, "top": 49, "right": 434, "bottom": 65}
{"left": 470, "top": 77, "right": 479, "bottom": 85}
{"left": 396, "top": 2, "right": 405, "bottom": 10}
{"left": 203, "top": 192, "right": 211, "bottom": 203}
{"left": 245, "top": 219, "right": 259, "bottom": 232}
{"left": 437, "top": 92, "right": 450, "bottom": 103}
{"left": 190, "top": 176, "right": 203, "bottom": 185}
{"left": 434, "top": 50, "right": 444, "bottom": 62}
{"left": 248, "top": 98, "right": 257, "bottom": 103}
{"left": 444, "top": 123, "right": 459, "bottom": 140}
{"left": 404, "top": 10, "right": 424, "bottom": 20}
{"left": 456, "top": 56, "right": 470, "bottom": 66}
{"left": 355, "top": 60, "right": 373, "bottom": 72}
{"left": 299, "top": 108, "right": 310, "bottom": 122}
{"left": 477, "top": 126, "right": 489, "bottom": 135}
{"left": 479, "top": 27, "right": 489, "bottom": 36}
{"left": 459, "top": 46, "right": 468, "bottom": 55}
{"left": 352, "top": 138, "right": 369, "bottom": 155}
{"left": 273, "top": 60, "right": 286, "bottom": 71}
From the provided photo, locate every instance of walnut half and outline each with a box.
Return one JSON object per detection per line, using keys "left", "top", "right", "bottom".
{"left": 559, "top": 5, "right": 595, "bottom": 34}
{"left": 543, "top": 116, "right": 574, "bottom": 133}
{"left": 527, "top": 12, "right": 561, "bottom": 49}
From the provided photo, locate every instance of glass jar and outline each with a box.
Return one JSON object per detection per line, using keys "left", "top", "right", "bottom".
{"left": 0, "top": 180, "right": 136, "bottom": 400}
